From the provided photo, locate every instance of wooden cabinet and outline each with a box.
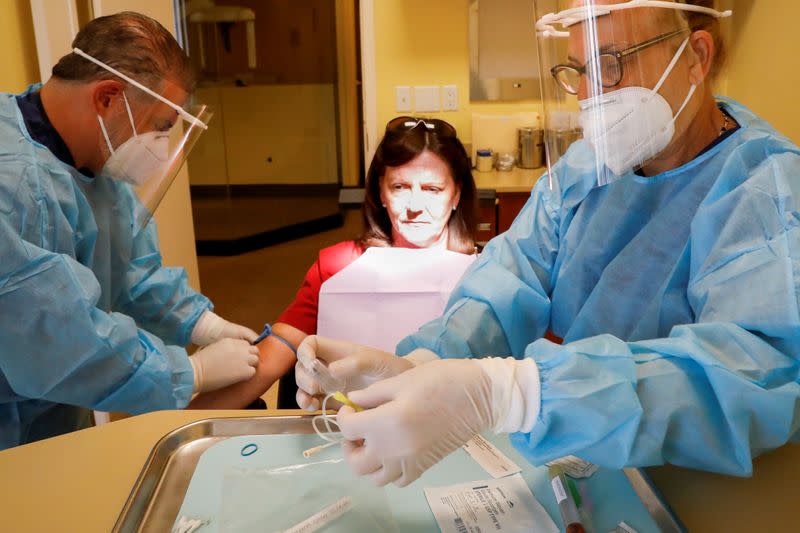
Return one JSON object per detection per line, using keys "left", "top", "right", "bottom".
{"left": 476, "top": 189, "right": 498, "bottom": 245}
{"left": 497, "top": 192, "right": 530, "bottom": 233}
{"left": 475, "top": 189, "right": 530, "bottom": 244}
{"left": 472, "top": 168, "right": 538, "bottom": 241}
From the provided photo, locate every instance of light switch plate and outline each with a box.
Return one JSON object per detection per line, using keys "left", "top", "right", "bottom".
{"left": 442, "top": 85, "right": 458, "bottom": 111}
{"left": 414, "top": 85, "right": 440, "bottom": 112}
{"left": 395, "top": 85, "right": 412, "bottom": 112}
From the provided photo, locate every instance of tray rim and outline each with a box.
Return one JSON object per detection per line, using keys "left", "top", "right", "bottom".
{"left": 112, "top": 415, "right": 687, "bottom": 533}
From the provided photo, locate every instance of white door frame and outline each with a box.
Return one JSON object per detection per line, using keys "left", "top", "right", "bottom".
{"left": 29, "top": 0, "right": 80, "bottom": 83}
{"left": 358, "top": 0, "right": 378, "bottom": 175}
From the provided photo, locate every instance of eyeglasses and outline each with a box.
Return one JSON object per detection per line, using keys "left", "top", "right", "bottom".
{"left": 550, "top": 28, "right": 688, "bottom": 95}
{"left": 385, "top": 116, "right": 457, "bottom": 137}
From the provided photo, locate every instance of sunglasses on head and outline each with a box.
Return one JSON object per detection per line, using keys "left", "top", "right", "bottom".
{"left": 385, "top": 116, "right": 457, "bottom": 138}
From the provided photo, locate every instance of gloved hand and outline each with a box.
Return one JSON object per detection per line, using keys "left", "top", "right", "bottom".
{"left": 189, "top": 338, "right": 260, "bottom": 393}
{"left": 191, "top": 310, "right": 259, "bottom": 346}
{"left": 294, "top": 335, "right": 438, "bottom": 411}
{"left": 337, "top": 357, "right": 541, "bottom": 487}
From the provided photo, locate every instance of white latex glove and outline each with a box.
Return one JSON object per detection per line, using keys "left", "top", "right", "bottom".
{"left": 189, "top": 338, "right": 260, "bottom": 393}
{"left": 336, "top": 357, "right": 541, "bottom": 487}
{"left": 294, "top": 335, "right": 438, "bottom": 411}
{"left": 191, "top": 310, "right": 259, "bottom": 346}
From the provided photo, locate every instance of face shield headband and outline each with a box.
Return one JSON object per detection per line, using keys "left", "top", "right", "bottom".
{"left": 535, "top": 0, "right": 732, "bottom": 38}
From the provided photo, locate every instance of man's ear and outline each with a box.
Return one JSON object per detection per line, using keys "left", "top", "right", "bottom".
{"left": 92, "top": 80, "right": 125, "bottom": 117}
{"left": 687, "top": 30, "right": 715, "bottom": 86}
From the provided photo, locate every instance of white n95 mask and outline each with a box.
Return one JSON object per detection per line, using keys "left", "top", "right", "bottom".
{"left": 97, "top": 92, "right": 171, "bottom": 186}
{"left": 578, "top": 37, "right": 697, "bottom": 177}
{"left": 73, "top": 47, "right": 210, "bottom": 231}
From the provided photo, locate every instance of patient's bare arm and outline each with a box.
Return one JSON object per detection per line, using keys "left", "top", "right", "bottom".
{"left": 188, "top": 323, "right": 307, "bottom": 409}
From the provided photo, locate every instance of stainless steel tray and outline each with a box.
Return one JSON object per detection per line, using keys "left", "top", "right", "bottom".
{"left": 112, "top": 416, "right": 686, "bottom": 532}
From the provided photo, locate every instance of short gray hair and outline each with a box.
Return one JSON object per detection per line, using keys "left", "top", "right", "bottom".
{"left": 678, "top": 0, "right": 727, "bottom": 80}
{"left": 656, "top": 1, "right": 728, "bottom": 81}
{"left": 52, "top": 11, "right": 194, "bottom": 94}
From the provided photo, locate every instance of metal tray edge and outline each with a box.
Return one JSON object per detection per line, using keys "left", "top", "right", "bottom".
{"left": 111, "top": 415, "right": 310, "bottom": 533}
{"left": 111, "top": 418, "right": 210, "bottom": 533}
{"left": 624, "top": 468, "right": 688, "bottom": 533}
{"left": 112, "top": 417, "right": 686, "bottom": 533}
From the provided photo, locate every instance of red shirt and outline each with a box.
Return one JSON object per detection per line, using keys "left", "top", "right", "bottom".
{"left": 278, "top": 240, "right": 364, "bottom": 334}
{"left": 279, "top": 240, "right": 563, "bottom": 344}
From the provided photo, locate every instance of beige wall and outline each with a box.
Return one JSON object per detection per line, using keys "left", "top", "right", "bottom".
{"left": 189, "top": 84, "right": 339, "bottom": 185}
{"left": 0, "top": 0, "right": 40, "bottom": 92}
{"left": 723, "top": 0, "right": 800, "bottom": 144}
{"left": 372, "top": 0, "right": 541, "bottom": 146}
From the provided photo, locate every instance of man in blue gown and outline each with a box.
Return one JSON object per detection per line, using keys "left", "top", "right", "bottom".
{"left": 295, "top": 1, "right": 800, "bottom": 487}
{"left": 0, "top": 12, "right": 260, "bottom": 450}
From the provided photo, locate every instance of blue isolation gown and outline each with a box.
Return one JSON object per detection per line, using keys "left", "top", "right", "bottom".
{"left": 0, "top": 88, "right": 211, "bottom": 450}
{"left": 398, "top": 97, "right": 800, "bottom": 475}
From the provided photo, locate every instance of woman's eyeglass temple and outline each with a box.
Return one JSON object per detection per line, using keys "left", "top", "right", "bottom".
{"left": 385, "top": 116, "right": 457, "bottom": 137}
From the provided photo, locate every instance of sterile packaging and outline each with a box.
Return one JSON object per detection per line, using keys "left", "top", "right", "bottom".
{"left": 218, "top": 458, "right": 397, "bottom": 532}
{"left": 424, "top": 473, "right": 557, "bottom": 533}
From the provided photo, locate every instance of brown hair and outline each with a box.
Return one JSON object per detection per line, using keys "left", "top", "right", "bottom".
{"left": 358, "top": 119, "right": 478, "bottom": 254}
{"left": 52, "top": 12, "right": 194, "bottom": 95}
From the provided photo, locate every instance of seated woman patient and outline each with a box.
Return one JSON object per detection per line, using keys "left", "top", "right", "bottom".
{"left": 189, "top": 116, "right": 478, "bottom": 409}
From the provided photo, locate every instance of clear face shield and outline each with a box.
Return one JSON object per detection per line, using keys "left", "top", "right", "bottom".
{"left": 73, "top": 47, "right": 211, "bottom": 230}
{"left": 533, "top": 0, "right": 731, "bottom": 188}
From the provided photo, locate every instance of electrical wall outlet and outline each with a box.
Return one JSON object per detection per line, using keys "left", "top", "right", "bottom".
{"left": 395, "top": 85, "right": 412, "bottom": 112}
{"left": 442, "top": 85, "right": 458, "bottom": 111}
{"left": 414, "top": 86, "right": 440, "bottom": 112}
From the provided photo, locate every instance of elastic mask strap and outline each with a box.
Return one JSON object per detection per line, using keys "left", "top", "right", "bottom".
{"left": 122, "top": 92, "right": 138, "bottom": 137}
{"left": 650, "top": 35, "right": 697, "bottom": 128}
{"left": 97, "top": 115, "right": 114, "bottom": 155}
{"left": 651, "top": 36, "right": 691, "bottom": 97}
{"left": 97, "top": 92, "right": 139, "bottom": 155}
{"left": 670, "top": 84, "right": 697, "bottom": 126}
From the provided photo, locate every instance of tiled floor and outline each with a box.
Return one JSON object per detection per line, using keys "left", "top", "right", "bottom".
{"left": 196, "top": 208, "right": 363, "bottom": 407}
